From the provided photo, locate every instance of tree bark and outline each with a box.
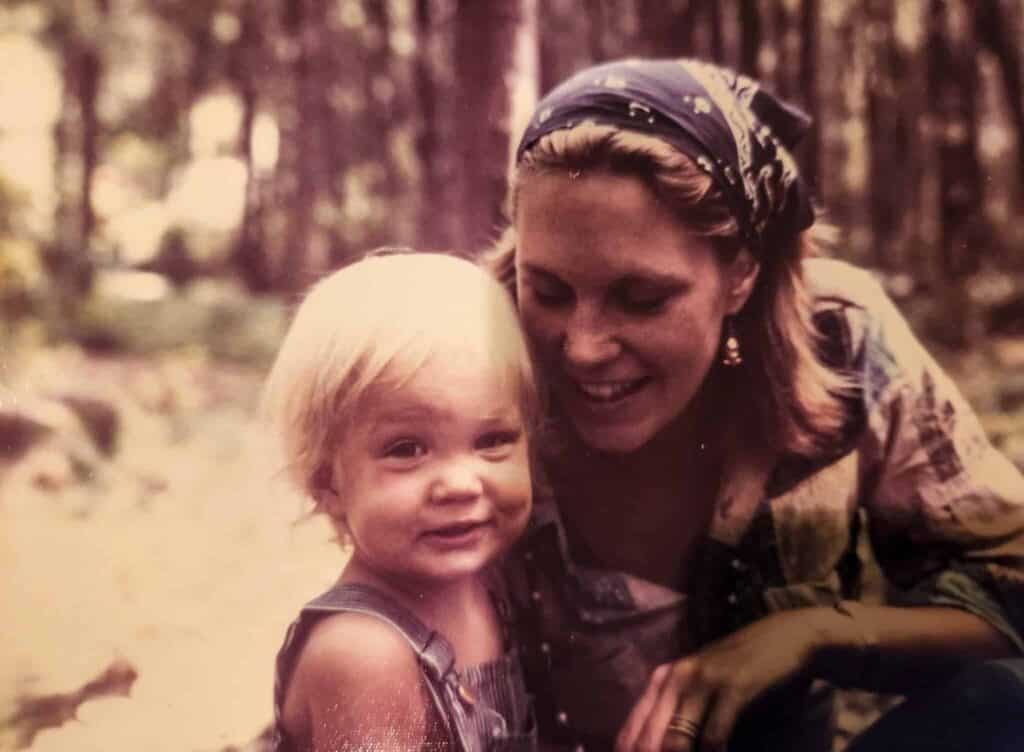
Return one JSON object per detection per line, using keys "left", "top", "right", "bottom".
{"left": 865, "top": 0, "right": 911, "bottom": 269}
{"left": 637, "top": 0, "right": 698, "bottom": 57}
{"left": 974, "top": 0, "right": 1024, "bottom": 201}
{"left": 709, "top": 0, "right": 725, "bottom": 63}
{"left": 452, "top": 0, "right": 536, "bottom": 252}
{"left": 927, "top": 0, "right": 984, "bottom": 345}
{"left": 229, "top": 0, "right": 274, "bottom": 292}
{"left": 738, "top": 0, "right": 761, "bottom": 77}
{"left": 798, "top": 0, "right": 820, "bottom": 194}
{"left": 539, "top": 0, "right": 595, "bottom": 94}
{"left": 770, "top": 0, "right": 791, "bottom": 98}
{"left": 413, "top": 0, "right": 453, "bottom": 252}
{"left": 46, "top": 7, "right": 105, "bottom": 302}
{"left": 278, "top": 0, "right": 326, "bottom": 290}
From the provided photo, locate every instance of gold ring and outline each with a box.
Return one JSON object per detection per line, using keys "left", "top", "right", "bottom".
{"left": 666, "top": 714, "right": 700, "bottom": 738}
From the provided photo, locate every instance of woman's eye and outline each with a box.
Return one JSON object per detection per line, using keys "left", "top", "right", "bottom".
{"left": 476, "top": 429, "right": 522, "bottom": 454}
{"left": 616, "top": 286, "right": 670, "bottom": 314}
{"left": 382, "top": 439, "right": 427, "bottom": 460}
{"left": 527, "top": 279, "right": 572, "bottom": 307}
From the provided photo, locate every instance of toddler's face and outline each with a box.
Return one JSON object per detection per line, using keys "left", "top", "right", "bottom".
{"left": 328, "top": 347, "right": 532, "bottom": 590}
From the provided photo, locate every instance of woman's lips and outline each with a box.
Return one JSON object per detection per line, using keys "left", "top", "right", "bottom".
{"left": 572, "top": 377, "right": 650, "bottom": 403}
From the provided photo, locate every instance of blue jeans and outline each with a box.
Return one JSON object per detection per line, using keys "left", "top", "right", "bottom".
{"left": 846, "top": 659, "right": 1024, "bottom": 752}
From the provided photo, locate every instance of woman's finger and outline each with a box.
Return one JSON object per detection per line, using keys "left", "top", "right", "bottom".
{"left": 635, "top": 663, "right": 707, "bottom": 752}
{"left": 699, "top": 686, "right": 742, "bottom": 752}
{"left": 660, "top": 707, "right": 705, "bottom": 752}
{"left": 615, "top": 662, "right": 673, "bottom": 752}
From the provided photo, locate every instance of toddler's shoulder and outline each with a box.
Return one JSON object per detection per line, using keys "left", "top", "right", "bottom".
{"left": 297, "top": 611, "right": 422, "bottom": 686}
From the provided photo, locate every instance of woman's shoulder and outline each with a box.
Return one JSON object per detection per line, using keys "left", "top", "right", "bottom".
{"left": 802, "top": 257, "right": 890, "bottom": 314}
{"left": 801, "top": 257, "right": 918, "bottom": 373}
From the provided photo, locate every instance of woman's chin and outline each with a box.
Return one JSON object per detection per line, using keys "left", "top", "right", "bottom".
{"left": 572, "top": 422, "right": 655, "bottom": 456}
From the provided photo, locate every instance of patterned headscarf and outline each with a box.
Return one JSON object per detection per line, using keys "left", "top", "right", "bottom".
{"left": 516, "top": 58, "right": 815, "bottom": 254}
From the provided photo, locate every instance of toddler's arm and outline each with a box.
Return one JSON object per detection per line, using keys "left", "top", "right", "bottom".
{"left": 284, "top": 612, "right": 446, "bottom": 751}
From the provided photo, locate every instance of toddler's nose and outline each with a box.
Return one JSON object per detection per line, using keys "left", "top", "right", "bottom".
{"left": 429, "top": 459, "right": 483, "bottom": 503}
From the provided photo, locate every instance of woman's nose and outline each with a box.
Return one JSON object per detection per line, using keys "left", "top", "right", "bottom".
{"left": 562, "top": 309, "right": 620, "bottom": 367}
{"left": 429, "top": 458, "right": 484, "bottom": 504}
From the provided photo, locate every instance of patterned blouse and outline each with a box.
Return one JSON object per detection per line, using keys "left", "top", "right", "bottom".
{"left": 504, "top": 259, "right": 1024, "bottom": 752}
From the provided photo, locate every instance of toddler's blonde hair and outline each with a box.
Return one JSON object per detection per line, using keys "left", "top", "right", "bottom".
{"left": 262, "top": 250, "right": 539, "bottom": 506}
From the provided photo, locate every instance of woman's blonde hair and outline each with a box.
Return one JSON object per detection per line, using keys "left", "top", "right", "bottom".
{"left": 485, "top": 122, "right": 852, "bottom": 458}
{"left": 262, "top": 250, "right": 539, "bottom": 505}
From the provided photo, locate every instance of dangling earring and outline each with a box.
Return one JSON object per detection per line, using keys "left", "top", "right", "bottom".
{"left": 721, "top": 317, "right": 743, "bottom": 367}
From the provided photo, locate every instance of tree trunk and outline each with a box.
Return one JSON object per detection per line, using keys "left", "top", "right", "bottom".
{"left": 78, "top": 46, "right": 99, "bottom": 269}
{"left": 927, "top": 0, "right": 984, "bottom": 346}
{"left": 229, "top": 0, "right": 274, "bottom": 292}
{"left": 637, "top": 0, "right": 698, "bottom": 57}
{"left": 865, "top": 0, "right": 911, "bottom": 269}
{"left": 47, "top": 10, "right": 104, "bottom": 306}
{"left": 452, "top": 0, "right": 537, "bottom": 253}
{"left": 769, "top": 0, "right": 792, "bottom": 98}
{"left": 798, "top": 0, "right": 821, "bottom": 195}
{"left": 539, "top": 0, "right": 595, "bottom": 94}
{"left": 413, "top": 0, "right": 453, "bottom": 252}
{"left": 974, "top": 0, "right": 1024, "bottom": 203}
{"left": 278, "top": 0, "right": 326, "bottom": 290}
{"left": 709, "top": 0, "right": 725, "bottom": 63}
{"left": 738, "top": 0, "right": 761, "bottom": 76}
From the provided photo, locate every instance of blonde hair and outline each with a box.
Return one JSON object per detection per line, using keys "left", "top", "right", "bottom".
{"left": 486, "top": 122, "right": 852, "bottom": 458}
{"left": 262, "top": 250, "right": 539, "bottom": 504}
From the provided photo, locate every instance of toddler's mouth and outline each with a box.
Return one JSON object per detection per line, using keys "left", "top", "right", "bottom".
{"left": 423, "top": 519, "right": 492, "bottom": 544}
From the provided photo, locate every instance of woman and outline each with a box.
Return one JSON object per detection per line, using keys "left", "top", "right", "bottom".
{"left": 486, "top": 58, "right": 1024, "bottom": 752}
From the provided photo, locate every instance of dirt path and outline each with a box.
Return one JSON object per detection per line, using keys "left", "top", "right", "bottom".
{"left": 1, "top": 349, "right": 344, "bottom": 751}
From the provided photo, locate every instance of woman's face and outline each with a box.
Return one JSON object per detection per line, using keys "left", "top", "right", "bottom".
{"left": 515, "top": 171, "right": 756, "bottom": 454}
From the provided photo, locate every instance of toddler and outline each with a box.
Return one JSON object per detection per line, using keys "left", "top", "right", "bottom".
{"left": 264, "top": 250, "right": 539, "bottom": 751}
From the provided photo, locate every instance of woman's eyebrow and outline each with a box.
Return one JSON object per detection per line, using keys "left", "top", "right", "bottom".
{"left": 617, "top": 272, "right": 687, "bottom": 287}
{"left": 520, "top": 264, "right": 564, "bottom": 280}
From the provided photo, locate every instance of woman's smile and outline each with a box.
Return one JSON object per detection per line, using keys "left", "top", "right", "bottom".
{"left": 573, "top": 377, "right": 651, "bottom": 403}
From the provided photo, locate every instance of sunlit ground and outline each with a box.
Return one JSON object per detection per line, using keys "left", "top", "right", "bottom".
{"left": 0, "top": 351, "right": 344, "bottom": 752}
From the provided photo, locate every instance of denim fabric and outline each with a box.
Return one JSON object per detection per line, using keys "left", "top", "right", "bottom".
{"left": 846, "top": 659, "right": 1024, "bottom": 752}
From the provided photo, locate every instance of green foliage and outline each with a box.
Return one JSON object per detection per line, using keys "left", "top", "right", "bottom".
{"left": 71, "top": 274, "right": 288, "bottom": 365}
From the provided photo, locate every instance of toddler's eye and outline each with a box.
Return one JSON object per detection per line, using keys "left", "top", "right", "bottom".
{"left": 476, "top": 429, "right": 522, "bottom": 455}
{"left": 382, "top": 439, "right": 427, "bottom": 460}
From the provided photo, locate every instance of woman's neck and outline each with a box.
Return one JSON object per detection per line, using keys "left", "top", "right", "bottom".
{"left": 555, "top": 390, "right": 716, "bottom": 483}
{"left": 544, "top": 401, "right": 727, "bottom": 588}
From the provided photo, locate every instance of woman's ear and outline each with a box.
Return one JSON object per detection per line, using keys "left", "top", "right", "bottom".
{"left": 725, "top": 250, "right": 760, "bottom": 315}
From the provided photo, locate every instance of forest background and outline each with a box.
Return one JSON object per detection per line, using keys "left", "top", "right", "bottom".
{"left": 1, "top": 1, "right": 1023, "bottom": 751}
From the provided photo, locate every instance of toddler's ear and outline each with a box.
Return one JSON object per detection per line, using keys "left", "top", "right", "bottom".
{"left": 312, "top": 464, "right": 345, "bottom": 519}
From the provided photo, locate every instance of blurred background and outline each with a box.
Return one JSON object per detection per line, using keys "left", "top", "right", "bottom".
{"left": 1, "top": 1, "right": 1023, "bottom": 751}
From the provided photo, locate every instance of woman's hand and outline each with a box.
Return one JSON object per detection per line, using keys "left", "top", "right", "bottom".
{"left": 615, "top": 610, "right": 828, "bottom": 752}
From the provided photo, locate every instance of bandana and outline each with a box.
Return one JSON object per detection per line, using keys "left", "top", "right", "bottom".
{"left": 515, "top": 58, "right": 815, "bottom": 253}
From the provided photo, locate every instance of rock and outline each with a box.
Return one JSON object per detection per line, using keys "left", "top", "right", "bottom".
{"left": 56, "top": 394, "right": 120, "bottom": 456}
{"left": 0, "top": 410, "right": 53, "bottom": 461}
{"left": 0, "top": 397, "right": 106, "bottom": 492}
{"left": 5, "top": 659, "right": 138, "bottom": 750}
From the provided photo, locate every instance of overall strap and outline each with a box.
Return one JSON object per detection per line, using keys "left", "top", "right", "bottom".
{"left": 304, "top": 583, "right": 457, "bottom": 683}
{"left": 302, "top": 583, "right": 480, "bottom": 752}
